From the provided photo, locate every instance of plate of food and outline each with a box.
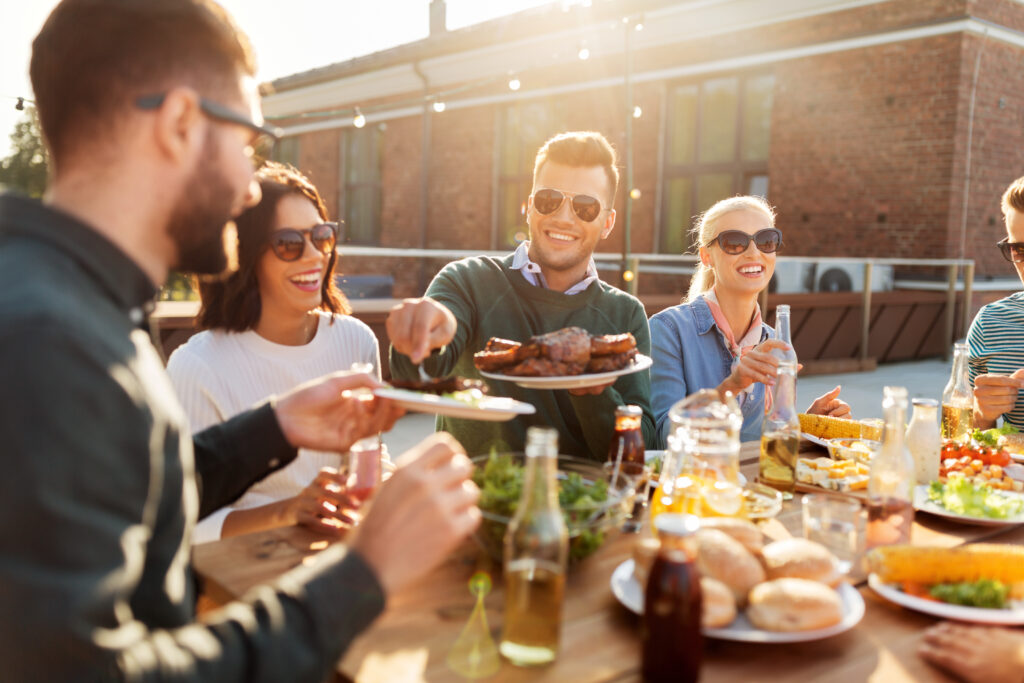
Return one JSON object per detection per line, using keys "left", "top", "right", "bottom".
{"left": 867, "top": 544, "right": 1024, "bottom": 624}
{"left": 474, "top": 326, "right": 652, "bottom": 389}
{"left": 375, "top": 377, "right": 535, "bottom": 422}
{"left": 613, "top": 523, "right": 864, "bottom": 642}
{"left": 913, "top": 481, "right": 1024, "bottom": 526}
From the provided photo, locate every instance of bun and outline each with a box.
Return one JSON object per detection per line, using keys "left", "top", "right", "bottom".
{"left": 700, "top": 577, "right": 737, "bottom": 628}
{"left": 761, "top": 538, "right": 841, "bottom": 587}
{"left": 632, "top": 536, "right": 660, "bottom": 587}
{"left": 1000, "top": 432, "right": 1024, "bottom": 455}
{"left": 746, "top": 578, "right": 843, "bottom": 632}
{"left": 695, "top": 529, "right": 765, "bottom": 605}
{"left": 698, "top": 517, "right": 763, "bottom": 554}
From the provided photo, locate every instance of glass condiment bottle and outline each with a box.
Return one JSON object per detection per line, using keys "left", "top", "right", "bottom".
{"left": 641, "top": 513, "right": 703, "bottom": 683}
{"left": 867, "top": 386, "right": 915, "bottom": 549}
{"left": 499, "top": 427, "right": 568, "bottom": 667}
{"left": 941, "top": 342, "right": 973, "bottom": 441}
{"left": 608, "top": 405, "right": 647, "bottom": 531}
{"left": 772, "top": 304, "right": 799, "bottom": 366}
{"left": 905, "top": 398, "right": 941, "bottom": 485}
{"left": 760, "top": 360, "right": 800, "bottom": 496}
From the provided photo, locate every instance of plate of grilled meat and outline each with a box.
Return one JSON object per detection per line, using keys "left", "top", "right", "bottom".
{"left": 473, "top": 326, "right": 652, "bottom": 390}
{"left": 376, "top": 376, "right": 536, "bottom": 421}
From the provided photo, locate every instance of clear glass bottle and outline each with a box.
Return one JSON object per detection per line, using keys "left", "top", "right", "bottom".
{"left": 641, "top": 513, "right": 703, "bottom": 683}
{"left": 867, "top": 386, "right": 915, "bottom": 549}
{"left": 760, "top": 360, "right": 800, "bottom": 496}
{"left": 905, "top": 398, "right": 941, "bottom": 485}
{"left": 772, "top": 304, "right": 799, "bottom": 366}
{"left": 941, "top": 342, "right": 973, "bottom": 441}
{"left": 499, "top": 427, "right": 568, "bottom": 667}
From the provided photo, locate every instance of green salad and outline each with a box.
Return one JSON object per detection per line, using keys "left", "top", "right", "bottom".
{"left": 930, "top": 579, "right": 1010, "bottom": 608}
{"left": 442, "top": 388, "right": 488, "bottom": 408}
{"left": 472, "top": 453, "right": 611, "bottom": 563}
{"left": 971, "top": 424, "right": 1020, "bottom": 447}
{"left": 928, "top": 478, "right": 1024, "bottom": 519}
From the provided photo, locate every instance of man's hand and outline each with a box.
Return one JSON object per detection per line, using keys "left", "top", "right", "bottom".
{"left": 973, "top": 370, "right": 1024, "bottom": 429}
{"left": 273, "top": 371, "right": 405, "bottom": 453}
{"left": 569, "top": 380, "right": 616, "bottom": 396}
{"left": 349, "top": 433, "right": 480, "bottom": 596}
{"left": 386, "top": 298, "right": 457, "bottom": 365}
{"left": 806, "top": 385, "right": 852, "bottom": 418}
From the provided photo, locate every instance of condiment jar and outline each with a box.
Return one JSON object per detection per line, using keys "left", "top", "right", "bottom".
{"left": 905, "top": 398, "right": 941, "bottom": 485}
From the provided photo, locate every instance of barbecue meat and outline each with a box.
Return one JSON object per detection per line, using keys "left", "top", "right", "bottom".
{"left": 590, "top": 333, "right": 636, "bottom": 356}
{"left": 473, "top": 326, "right": 635, "bottom": 377}
{"left": 504, "top": 358, "right": 588, "bottom": 376}
{"left": 390, "top": 376, "right": 486, "bottom": 395}
{"left": 473, "top": 341, "right": 540, "bottom": 372}
{"left": 528, "top": 326, "right": 591, "bottom": 364}
{"left": 586, "top": 347, "right": 638, "bottom": 373}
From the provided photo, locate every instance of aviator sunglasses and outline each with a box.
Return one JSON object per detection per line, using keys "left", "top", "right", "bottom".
{"left": 997, "top": 237, "right": 1024, "bottom": 263}
{"left": 706, "top": 228, "right": 783, "bottom": 255}
{"left": 531, "top": 188, "right": 607, "bottom": 223}
{"left": 269, "top": 222, "right": 340, "bottom": 262}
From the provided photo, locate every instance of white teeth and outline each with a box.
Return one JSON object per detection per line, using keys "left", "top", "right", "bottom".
{"left": 290, "top": 273, "right": 320, "bottom": 285}
{"left": 739, "top": 265, "right": 763, "bottom": 274}
{"left": 547, "top": 231, "right": 576, "bottom": 242}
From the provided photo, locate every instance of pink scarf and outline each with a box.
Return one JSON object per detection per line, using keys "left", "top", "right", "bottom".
{"left": 703, "top": 289, "right": 767, "bottom": 407}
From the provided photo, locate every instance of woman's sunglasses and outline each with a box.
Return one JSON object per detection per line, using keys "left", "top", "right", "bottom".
{"left": 997, "top": 237, "right": 1024, "bottom": 263}
{"left": 269, "top": 222, "right": 339, "bottom": 262}
{"left": 706, "top": 228, "right": 783, "bottom": 255}
{"left": 531, "top": 188, "right": 607, "bottom": 223}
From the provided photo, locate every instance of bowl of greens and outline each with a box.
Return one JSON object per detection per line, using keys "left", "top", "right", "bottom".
{"left": 470, "top": 452, "right": 636, "bottom": 565}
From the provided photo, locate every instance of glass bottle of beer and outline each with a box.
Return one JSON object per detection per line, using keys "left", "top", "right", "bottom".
{"left": 941, "top": 342, "right": 973, "bottom": 441}
{"left": 641, "top": 513, "right": 703, "bottom": 683}
{"left": 772, "top": 304, "right": 799, "bottom": 366}
{"left": 760, "top": 360, "right": 800, "bottom": 496}
{"left": 867, "top": 386, "right": 915, "bottom": 549}
{"left": 500, "top": 427, "right": 568, "bottom": 667}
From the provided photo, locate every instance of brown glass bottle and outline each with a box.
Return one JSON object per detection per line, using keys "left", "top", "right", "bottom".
{"left": 641, "top": 514, "right": 702, "bottom": 683}
{"left": 607, "top": 404, "right": 644, "bottom": 476}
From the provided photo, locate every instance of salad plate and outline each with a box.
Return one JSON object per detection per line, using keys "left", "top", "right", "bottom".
{"left": 479, "top": 354, "right": 652, "bottom": 390}
{"left": 373, "top": 387, "right": 535, "bottom": 422}
{"left": 611, "top": 559, "right": 865, "bottom": 642}
{"left": 868, "top": 573, "right": 1024, "bottom": 625}
{"left": 913, "top": 484, "right": 1024, "bottom": 527}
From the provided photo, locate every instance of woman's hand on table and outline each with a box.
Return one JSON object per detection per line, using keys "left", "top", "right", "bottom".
{"left": 973, "top": 371, "right": 1024, "bottom": 429}
{"left": 919, "top": 621, "right": 1024, "bottom": 683}
{"left": 806, "top": 385, "right": 852, "bottom": 418}
{"left": 717, "top": 339, "right": 790, "bottom": 396}
{"left": 291, "top": 467, "right": 361, "bottom": 535}
{"left": 349, "top": 432, "right": 481, "bottom": 597}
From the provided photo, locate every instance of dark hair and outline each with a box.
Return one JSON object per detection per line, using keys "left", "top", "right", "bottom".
{"left": 196, "top": 161, "right": 350, "bottom": 331}
{"left": 30, "top": 0, "right": 256, "bottom": 169}
{"left": 532, "top": 131, "right": 620, "bottom": 204}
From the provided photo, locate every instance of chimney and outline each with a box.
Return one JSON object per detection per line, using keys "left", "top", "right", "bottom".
{"left": 429, "top": 0, "right": 447, "bottom": 36}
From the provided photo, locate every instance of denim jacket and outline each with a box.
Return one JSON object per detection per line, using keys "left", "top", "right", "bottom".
{"left": 649, "top": 296, "right": 772, "bottom": 446}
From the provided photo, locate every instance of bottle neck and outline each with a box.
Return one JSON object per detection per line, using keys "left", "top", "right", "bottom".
{"left": 883, "top": 401, "right": 907, "bottom": 450}
{"left": 775, "top": 311, "right": 791, "bottom": 344}
{"left": 522, "top": 451, "right": 559, "bottom": 511}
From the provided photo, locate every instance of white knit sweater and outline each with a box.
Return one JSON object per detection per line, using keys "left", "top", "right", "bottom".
{"left": 166, "top": 311, "right": 380, "bottom": 543}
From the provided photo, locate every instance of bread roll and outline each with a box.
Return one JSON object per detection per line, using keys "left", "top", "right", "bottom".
{"left": 746, "top": 578, "right": 843, "bottom": 632}
{"left": 761, "top": 538, "right": 841, "bottom": 587}
{"left": 999, "top": 432, "right": 1024, "bottom": 455}
{"left": 698, "top": 517, "right": 763, "bottom": 554}
{"left": 695, "top": 529, "right": 765, "bottom": 605}
{"left": 632, "top": 536, "right": 660, "bottom": 587}
{"left": 700, "top": 577, "right": 737, "bottom": 628}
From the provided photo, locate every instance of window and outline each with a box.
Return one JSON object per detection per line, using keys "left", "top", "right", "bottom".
{"left": 495, "top": 101, "right": 567, "bottom": 249}
{"left": 341, "top": 126, "right": 382, "bottom": 245}
{"left": 271, "top": 136, "right": 300, "bottom": 168}
{"left": 660, "top": 73, "right": 774, "bottom": 253}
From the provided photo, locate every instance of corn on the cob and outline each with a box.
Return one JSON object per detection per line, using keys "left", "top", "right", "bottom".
{"left": 868, "top": 544, "right": 1024, "bottom": 585}
{"left": 798, "top": 413, "right": 864, "bottom": 440}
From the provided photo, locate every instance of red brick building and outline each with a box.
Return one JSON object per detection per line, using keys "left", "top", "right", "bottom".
{"left": 262, "top": 0, "right": 1024, "bottom": 297}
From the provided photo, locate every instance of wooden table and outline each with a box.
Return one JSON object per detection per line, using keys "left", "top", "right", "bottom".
{"left": 193, "top": 443, "right": 1024, "bottom": 682}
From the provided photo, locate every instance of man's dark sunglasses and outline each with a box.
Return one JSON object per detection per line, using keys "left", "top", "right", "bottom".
{"left": 135, "top": 94, "right": 282, "bottom": 146}
{"left": 269, "top": 222, "right": 340, "bottom": 262}
{"left": 531, "top": 188, "right": 607, "bottom": 223}
{"left": 997, "top": 237, "right": 1024, "bottom": 264}
{"left": 706, "top": 228, "right": 783, "bottom": 255}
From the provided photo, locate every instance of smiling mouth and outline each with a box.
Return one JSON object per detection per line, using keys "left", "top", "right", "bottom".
{"left": 545, "top": 229, "right": 578, "bottom": 244}
{"left": 289, "top": 272, "right": 322, "bottom": 291}
{"left": 738, "top": 264, "right": 765, "bottom": 276}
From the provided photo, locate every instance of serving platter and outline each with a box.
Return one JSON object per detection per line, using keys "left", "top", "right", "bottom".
{"left": 373, "top": 387, "right": 535, "bottom": 422}
{"left": 912, "top": 484, "right": 1024, "bottom": 527}
{"left": 868, "top": 573, "right": 1024, "bottom": 624}
{"left": 479, "top": 354, "right": 652, "bottom": 390}
{"left": 611, "top": 559, "right": 865, "bottom": 642}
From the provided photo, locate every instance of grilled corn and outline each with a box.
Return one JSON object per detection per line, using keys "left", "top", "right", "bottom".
{"left": 868, "top": 544, "right": 1024, "bottom": 585}
{"left": 798, "top": 413, "right": 864, "bottom": 440}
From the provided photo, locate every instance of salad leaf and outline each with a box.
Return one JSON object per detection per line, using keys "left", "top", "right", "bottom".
{"left": 928, "top": 478, "right": 1024, "bottom": 519}
{"left": 929, "top": 579, "right": 1009, "bottom": 608}
{"left": 972, "top": 424, "right": 1019, "bottom": 447}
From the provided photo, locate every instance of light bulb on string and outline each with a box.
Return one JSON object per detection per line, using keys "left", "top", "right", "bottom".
{"left": 352, "top": 107, "right": 366, "bottom": 128}
{"left": 578, "top": 45, "right": 590, "bottom": 61}
{"left": 635, "top": 22, "right": 644, "bottom": 31}
{"left": 623, "top": 270, "right": 635, "bottom": 282}
{"left": 629, "top": 188, "right": 642, "bottom": 200}
{"left": 633, "top": 105, "right": 642, "bottom": 119}
{"left": 432, "top": 100, "right": 446, "bottom": 113}
{"left": 508, "top": 77, "right": 521, "bottom": 91}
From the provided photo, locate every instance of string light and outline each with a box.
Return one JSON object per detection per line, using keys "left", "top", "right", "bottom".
{"left": 352, "top": 107, "right": 366, "bottom": 128}
{"left": 578, "top": 44, "right": 590, "bottom": 61}
{"left": 623, "top": 270, "right": 635, "bottom": 282}
{"left": 508, "top": 77, "right": 521, "bottom": 91}
{"left": 432, "top": 100, "right": 446, "bottom": 113}
{"left": 634, "top": 22, "right": 644, "bottom": 31}
{"left": 630, "top": 188, "right": 642, "bottom": 200}
{"left": 633, "top": 105, "right": 642, "bottom": 119}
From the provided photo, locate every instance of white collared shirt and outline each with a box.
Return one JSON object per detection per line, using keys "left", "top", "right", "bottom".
{"left": 510, "top": 241, "right": 599, "bottom": 295}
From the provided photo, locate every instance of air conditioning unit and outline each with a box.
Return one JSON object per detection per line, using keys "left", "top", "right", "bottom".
{"left": 768, "top": 262, "right": 816, "bottom": 294}
{"left": 814, "top": 262, "right": 893, "bottom": 293}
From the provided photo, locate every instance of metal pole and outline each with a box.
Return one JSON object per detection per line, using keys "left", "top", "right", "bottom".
{"left": 622, "top": 19, "right": 635, "bottom": 295}
{"left": 860, "top": 262, "right": 873, "bottom": 362}
{"left": 944, "top": 264, "right": 958, "bottom": 359}
{"left": 962, "top": 261, "right": 975, "bottom": 338}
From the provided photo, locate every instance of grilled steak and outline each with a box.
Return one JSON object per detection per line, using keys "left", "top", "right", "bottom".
{"left": 590, "top": 332, "right": 636, "bottom": 356}
{"left": 390, "top": 376, "right": 486, "bottom": 395}
{"left": 585, "top": 347, "right": 638, "bottom": 373}
{"left": 504, "top": 358, "right": 588, "bottom": 376}
{"left": 473, "top": 326, "right": 635, "bottom": 377}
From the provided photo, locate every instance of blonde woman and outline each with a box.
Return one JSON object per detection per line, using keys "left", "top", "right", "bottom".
{"left": 650, "top": 196, "right": 849, "bottom": 443}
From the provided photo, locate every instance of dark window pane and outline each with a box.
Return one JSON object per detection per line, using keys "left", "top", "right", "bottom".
{"left": 343, "top": 127, "right": 382, "bottom": 244}
{"left": 662, "top": 177, "right": 693, "bottom": 254}
{"left": 743, "top": 75, "right": 775, "bottom": 161}
{"left": 500, "top": 181, "right": 528, "bottom": 248}
{"left": 272, "top": 136, "right": 300, "bottom": 167}
{"left": 747, "top": 174, "right": 769, "bottom": 198}
{"left": 346, "top": 186, "right": 380, "bottom": 244}
{"left": 696, "top": 173, "right": 734, "bottom": 214}
{"left": 669, "top": 85, "right": 697, "bottom": 165}
{"left": 699, "top": 77, "right": 738, "bottom": 163}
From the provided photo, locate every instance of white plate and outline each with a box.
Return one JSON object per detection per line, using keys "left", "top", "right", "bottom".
{"left": 868, "top": 573, "right": 1024, "bottom": 624}
{"left": 611, "top": 559, "right": 865, "bottom": 642}
{"left": 373, "top": 387, "right": 535, "bottom": 422}
{"left": 912, "top": 484, "right": 1024, "bottom": 527}
{"left": 801, "top": 433, "right": 831, "bottom": 448}
{"left": 479, "top": 354, "right": 653, "bottom": 390}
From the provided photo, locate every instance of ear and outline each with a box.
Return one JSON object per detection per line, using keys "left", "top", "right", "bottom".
{"left": 149, "top": 87, "right": 205, "bottom": 165}
{"left": 600, "top": 209, "right": 616, "bottom": 239}
{"left": 699, "top": 246, "right": 711, "bottom": 266}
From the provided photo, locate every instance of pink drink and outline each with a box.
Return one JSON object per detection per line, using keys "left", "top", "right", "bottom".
{"left": 347, "top": 439, "right": 382, "bottom": 502}
{"left": 866, "top": 497, "right": 913, "bottom": 549}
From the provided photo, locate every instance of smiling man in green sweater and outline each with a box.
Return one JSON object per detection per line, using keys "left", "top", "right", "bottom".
{"left": 388, "top": 131, "right": 655, "bottom": 461}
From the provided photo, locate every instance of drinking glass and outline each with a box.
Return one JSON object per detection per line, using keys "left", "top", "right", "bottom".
{"left": 859, "top": 418, "right": 885, "bottom": 441}
{"left": 801, "top": 494, "right": 864, "bottom": 575}
{"left": 346, "top": 437, "right": 383, "bottom": 503}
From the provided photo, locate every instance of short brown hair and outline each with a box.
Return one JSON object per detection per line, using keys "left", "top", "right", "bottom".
{"left": 196, "top": 162, "right": 350, "bottom": 331}
{"left": 532, "top": 131, "right": 620, "bottom": 203}
{"left": 30, "top": 0, "right": 256, "bottom": 169}
{"left": 1002, "top": 176, "right": 1024, "bottom": 216}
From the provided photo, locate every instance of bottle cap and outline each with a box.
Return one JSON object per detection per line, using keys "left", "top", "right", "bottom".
{"left": 911, "top": 398, "right": 938, "bottom": 407}
{"left": 615, "top": 405, "right": 642, "bottom": 418}
{"left": 653, "top": 513, "right": 700, "bottom": 538}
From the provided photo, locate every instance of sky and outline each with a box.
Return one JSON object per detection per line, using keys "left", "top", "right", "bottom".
{"left": 0, "top": 0, "right": 555, "bottom": 157}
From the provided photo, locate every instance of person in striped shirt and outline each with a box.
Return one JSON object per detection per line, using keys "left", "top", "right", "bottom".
{"left": 967, "top": 176, "right": 1024, "bottom": 430}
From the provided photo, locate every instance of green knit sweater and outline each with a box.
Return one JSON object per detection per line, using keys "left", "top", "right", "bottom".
{"left": 389, "top": 254, "right": 655, "bottom": 461}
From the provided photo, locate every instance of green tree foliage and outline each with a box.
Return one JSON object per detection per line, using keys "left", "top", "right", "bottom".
{"left": 0, "top": 107, "right": 48, "bottom": 197}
